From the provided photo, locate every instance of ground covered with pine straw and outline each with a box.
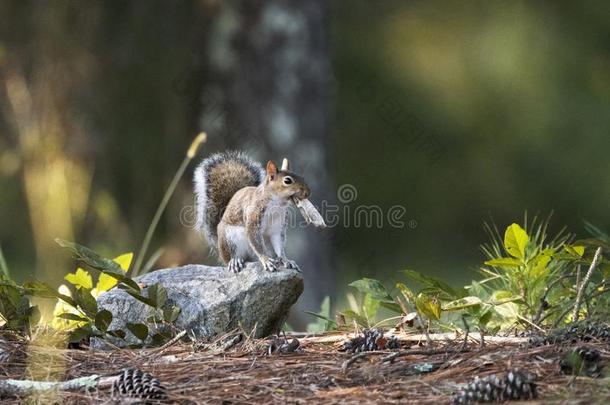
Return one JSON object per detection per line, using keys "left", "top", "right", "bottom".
{"left": 1, "top": 328, "right": 610, "bottom": 404}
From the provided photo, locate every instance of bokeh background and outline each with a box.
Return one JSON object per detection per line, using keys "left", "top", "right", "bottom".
{"left": 1, "top": 0, "right": 610, "bottom": 327}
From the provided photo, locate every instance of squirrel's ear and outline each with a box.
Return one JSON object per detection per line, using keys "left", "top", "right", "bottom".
{"left": 266, "top": 160, "right": 278, "bottom": 179}
{"left": 281, "top": 158, "right": 290, "bottom": 171}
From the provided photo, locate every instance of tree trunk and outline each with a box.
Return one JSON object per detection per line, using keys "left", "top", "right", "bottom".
{"left": 200, "top": 0, "right": 334, "bottom": 328}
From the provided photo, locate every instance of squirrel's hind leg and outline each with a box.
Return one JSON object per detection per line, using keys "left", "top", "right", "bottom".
{"left": 218, "top": 223, "right": 252, "bottom": 273}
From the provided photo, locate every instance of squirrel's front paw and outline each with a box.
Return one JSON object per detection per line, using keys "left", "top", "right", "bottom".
{"left": 279, "top": 258, "right": 300, "bottom": 272}
{"left": 228, "top": 258, "right": 245, "bottom": 273}
{"left": 260, "top": 257, "right": 279, "bottom": 272}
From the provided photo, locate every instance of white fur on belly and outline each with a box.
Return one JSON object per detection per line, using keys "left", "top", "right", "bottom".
{"left": 262, "top": 197, "right": 288, "bottom": 257}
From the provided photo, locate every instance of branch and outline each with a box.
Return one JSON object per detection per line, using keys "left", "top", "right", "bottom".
{"left": 572, "top": 247, "right": 603, "bottom": 322}
{"left": 533, "top": 274, "right": 572, "bottom": 325}
{"left": 0, "top": 374, "right": 118, "bottom": 397}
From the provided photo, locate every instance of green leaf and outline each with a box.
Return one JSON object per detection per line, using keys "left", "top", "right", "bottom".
{"left": 429, "top": 301, "right": 442, "bottom": 320}
{"left": 362, "top": 293, "right": 380, "bottom": 321}
{"left": 113, "top": 253, "right": 134, "bottom": 271}
{"left": 401, "top": 270, "right": 462, "bottom": 299}
{"left": 163, "top": 306, "right": 181, "bottom": 323}
{"left": 23, "top": 280, "right": 77, "bottom": 307}
{"left": 396, "top": 282, "right": 415, "bottom": 302}
{"left": 349, "top": 278, "right": 393, "bottom": 302}
{"left": 124, "top": 289, "right": 157, "bottom": 307}
{"left": 478, "top": 308, "right": 494, "bottom": 327}
{"left": 504, "top": 223, "right": 529, "bottom": 260}
{"left": 107, "top": 329, "right": 126, "bottom": 340}
{"left": 69, "top": 324, "right": 96, "bottom": 343}
{"left": 0, "top": 280, "right": 23, "bottom": 309}
{"left": 304, "top": 311, "right": 337, "bottom": 327}
{"left": 530, "top": 251, "right": 552, "bottom": 278}
{"left": 415, "top": 294, "right": 441, "bottom": 320}
{"left": 94, "top": 309, "right": 113, "bottom": 332}
{"left": 151, "top": 331, "right": 172, "bottom": 346}
{"left": 64, "top": 268, "right": 93, "bottom": 289}
{"left": 379, "top": 301, "right": 403, "bottom": 314}
{"left": 338, "top": 309, "right": 368, "bottom": 328}
{"left": 146, "top": 283, "right": 167, "bottom": 309}
{"left": 55, "top": 239, "right": 140, "bottom": 292}
{"left": 126, "top": 323, "right": 149, "bottom": 341}
{"left": 96, "top": 253, "right": 133, "bottom": 292}
{"left": 442, "top": 296, "right": 482, "bottom": 311}
{"left": 489, "top": 290, "right": 520, "bottom": 305}
{"left": 564, "top": 244, "right": 585, "bottom": 258}
{"left": 58, "top": 312, "right": 89, "bottom": 322}
{"left": 74, "top": 287, "right": 98, "bottom": 317}
{"left": 96, "top": 273, "right": 117, "bottom": 293}
{"left": 484, "top": 257, "right": 522, "bottom": 268}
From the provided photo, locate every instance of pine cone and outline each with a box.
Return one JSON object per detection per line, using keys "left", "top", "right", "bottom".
{"left": 560, "top": 346, "right": 604, "bottom": 378}
{"left": 267, "top": 336, "right": 301, "bottom": 354}
{"left": 112, "top": 368, "right": 167, "bottom": 401}
{"left": 340, "top": 328, "right": 400, "bottom": 353}
{"left": 453, "top": 370, "right": 537, "bottom": 404}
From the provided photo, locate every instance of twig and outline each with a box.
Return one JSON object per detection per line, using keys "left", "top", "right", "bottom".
{"left": 572, "top": 247, "right": 603, "bottom": 322}
{"left": 151, "top": 330, "right": 187, "bottom": 355}
{"left": 341, "top": 351, "right": 384, "bottom": 373}
{"left": 460, "top": 315, "right": 470, "bottom": 351}
{"left": 381, "top": 348, "right": 470, "bottom": 363}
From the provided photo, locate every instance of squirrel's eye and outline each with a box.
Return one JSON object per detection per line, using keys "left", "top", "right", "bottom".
{"left": 283, "top": 176, "right": 293, "bottom": 185}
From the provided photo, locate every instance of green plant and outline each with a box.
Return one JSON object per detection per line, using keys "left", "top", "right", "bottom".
{"left": 49, "top": 239, "right": 181, "bottom": 345}
{"left": 478, "top": 216, "right": 609, "bottom": 328}
{"left": 479, "top": 215, "right": 572, "bottom": 321}
{"left": 337, "top": 216, "right": 608, "bottom": 337}
{"left": 0, "top": 240, "right": 181, "bottom": 345}
{"left": 0, "top": 274, "right": 41, "bottom": 333}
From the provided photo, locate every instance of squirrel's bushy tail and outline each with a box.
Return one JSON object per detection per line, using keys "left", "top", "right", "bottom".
{"left": 194, "top": 151, "right": 265, "bottom": 245}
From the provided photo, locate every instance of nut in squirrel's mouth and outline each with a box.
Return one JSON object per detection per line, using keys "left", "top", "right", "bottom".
{"left": 291, "top": 197, "right": 326, "bottom": 228}
{"left": 291, "top": 196, "right": 305, "bottom": 204}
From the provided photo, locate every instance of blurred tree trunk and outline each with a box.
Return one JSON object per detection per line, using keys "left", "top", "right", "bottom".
{"left": 200, "top": 0, "right": 334, "bottom": 328}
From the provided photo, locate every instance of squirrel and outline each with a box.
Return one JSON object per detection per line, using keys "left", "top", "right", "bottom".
{"left": 194, "top": 151, "right": 311, "bottom": 273}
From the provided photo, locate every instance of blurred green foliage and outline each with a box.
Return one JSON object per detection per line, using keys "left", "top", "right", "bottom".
{"left": 331, "top": 1, "right": 610, "bottom": 291}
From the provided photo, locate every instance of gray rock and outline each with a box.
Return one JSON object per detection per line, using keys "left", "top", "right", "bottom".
{"left": 92, "top": 263, "right": 303, "bottom": 349}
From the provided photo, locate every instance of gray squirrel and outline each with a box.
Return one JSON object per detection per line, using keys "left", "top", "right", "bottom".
{"left": 194, "top": 151, "right": 324, "bottom": 273}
